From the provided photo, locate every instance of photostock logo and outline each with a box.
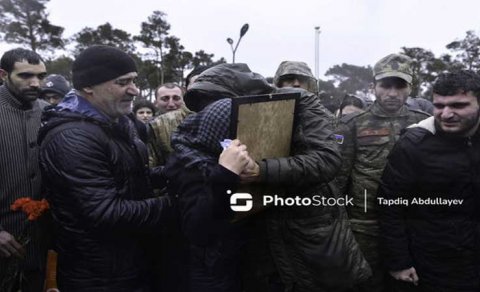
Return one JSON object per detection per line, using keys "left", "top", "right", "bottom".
{"left": 228, "top": 190, "right": 253, "bottom": 212}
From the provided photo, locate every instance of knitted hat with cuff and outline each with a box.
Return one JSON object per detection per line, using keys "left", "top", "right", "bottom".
{"left": 72, "top": 45, "right": 137, "bottom": 90}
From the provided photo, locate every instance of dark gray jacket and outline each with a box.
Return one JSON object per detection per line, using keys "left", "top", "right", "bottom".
{"left": 0, "top": 85, "right": 47, "bottom": 279}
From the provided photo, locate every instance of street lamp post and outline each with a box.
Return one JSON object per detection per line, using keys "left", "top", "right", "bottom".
{"left": 314, "top": 26, "right": 321, "bottom": 79}
{"left": 226, "top": 23, "right": 249, "bottom": 63}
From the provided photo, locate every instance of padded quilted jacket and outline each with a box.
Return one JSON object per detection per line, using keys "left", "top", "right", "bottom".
{"left": 38, "top": 92, "right": 173, "bottom": 291}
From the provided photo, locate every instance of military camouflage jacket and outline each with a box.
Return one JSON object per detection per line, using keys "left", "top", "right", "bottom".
{"left": 148, "top": 105, "right": 194, "bottom": 167}
{"left": 335, "top": 102, "right": 429, "bottom": 222}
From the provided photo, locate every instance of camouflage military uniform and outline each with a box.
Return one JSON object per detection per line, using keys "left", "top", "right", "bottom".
{"left": 273, "top": 61, "right": 318, "bottom": 94}
{"left": 148, "top": 105, "right": 194, "bottom": 167}
{"left": 335, "top": 102, "right": 429, "bottom": 291}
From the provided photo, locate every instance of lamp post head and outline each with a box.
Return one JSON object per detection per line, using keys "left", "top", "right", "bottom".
{"left": 240, "top": 23, "right": 249, "bottom": 37}
{"left": 226, "top": 38, "right": 234, "bottom": 45}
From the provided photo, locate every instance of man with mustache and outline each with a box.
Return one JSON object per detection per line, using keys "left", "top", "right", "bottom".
{"left": 335, "top": 54, "right": 429, "bottom": 292}
{"left": 0, "top": 48, "right": 49, "bottom": 291}
{"left": 38, "top": 45, "right": 173, "bottom": 291}
{"left": 379, "top": 70, "right": 480, "bottom": 291}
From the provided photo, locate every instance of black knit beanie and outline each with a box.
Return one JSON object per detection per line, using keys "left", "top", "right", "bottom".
{"left": 72, "top": 45, "right": 137, "bottom": 90}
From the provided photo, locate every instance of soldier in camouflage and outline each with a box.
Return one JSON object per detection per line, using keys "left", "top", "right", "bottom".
{"left": 335, "top": 53, "right": 430, "bottom": 292}
{"left": 148, "top": 105, "right": 193, "bottom": 167}
{"left": 273, "top": 61, "right": 318, "bottom": 94}
{"left": 148, "top": 81, "right": 195, "bottom": 168}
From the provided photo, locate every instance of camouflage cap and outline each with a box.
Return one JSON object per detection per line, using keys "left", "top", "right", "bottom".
{"left": 273, "top": 61, "right": 318, "bottom": 93}
{"left": 373, "top": 54, "right": 413, "bottom": 84}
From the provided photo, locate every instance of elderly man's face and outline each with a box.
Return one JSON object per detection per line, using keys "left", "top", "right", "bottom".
{"left": 1, "top": 60, "right": 47, "bottom": 103}
{"left": 155, "top": 86, "right": 183, "bottom": 113}
{"left": 88, "top": 72, "right": 139, "bottom": 120}
{"left": 433, "top": 91, "right": 480, "bottom": 136}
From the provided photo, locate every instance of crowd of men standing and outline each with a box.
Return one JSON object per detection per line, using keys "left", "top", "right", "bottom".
{"left": 0, "top": 44, "right": 479, "bottom": 292}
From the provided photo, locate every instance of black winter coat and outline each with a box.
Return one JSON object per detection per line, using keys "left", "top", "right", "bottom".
{"left": 165, "top": 154, "right": 244, "bottom": 292}
{"left": 38, "top": 93, "right": 172, "bottom": 291}
{"left": 379, "top": 120, "right": 480, "bottom": 291}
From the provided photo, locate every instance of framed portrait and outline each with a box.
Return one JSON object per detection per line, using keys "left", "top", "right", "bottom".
{"left": 230, "top": 92, "right": 300, "bottom": 220}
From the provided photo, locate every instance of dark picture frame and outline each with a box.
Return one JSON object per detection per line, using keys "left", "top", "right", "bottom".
{"left": 230, "top": 92, "right": 299, "bottom": 161}
{"left": 230, "top": 92, "right": 300, "bottom": 220}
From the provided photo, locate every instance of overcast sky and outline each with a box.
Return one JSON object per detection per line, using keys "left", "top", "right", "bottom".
{"left": 4, "top": 0, "right": 480, "bottom": 80}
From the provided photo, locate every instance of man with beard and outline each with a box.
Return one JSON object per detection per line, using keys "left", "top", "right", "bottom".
{"left": 379, "top": 70, "right": 480, "bottom": 291}
{"left": 335, "top": 53, "right": 430, "bottom": 291}
{"left": 38, "top": 45, "right": 173, "bottom": 291}
{"left": 0, "top": 48, "right": 48, "bottom": 291}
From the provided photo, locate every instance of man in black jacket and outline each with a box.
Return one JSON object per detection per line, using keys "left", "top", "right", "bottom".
{"left": 378, "top": 70, "right": 480, "bottom": 291}
{"left": 38, "top": 45, "right": 172, "bottom": 292}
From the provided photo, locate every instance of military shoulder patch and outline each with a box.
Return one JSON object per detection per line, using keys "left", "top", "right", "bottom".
{"left": 334, "top": 134, "right": 344, "bottom": 144}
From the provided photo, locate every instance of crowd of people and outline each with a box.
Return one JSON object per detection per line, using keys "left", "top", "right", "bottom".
{"left": 0, "top": 44, "right": 479, "bottom": 292}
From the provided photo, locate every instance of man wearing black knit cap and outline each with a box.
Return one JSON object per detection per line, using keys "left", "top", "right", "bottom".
{"left": 38, "top": 45, "right": 173, "bottom": 292}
